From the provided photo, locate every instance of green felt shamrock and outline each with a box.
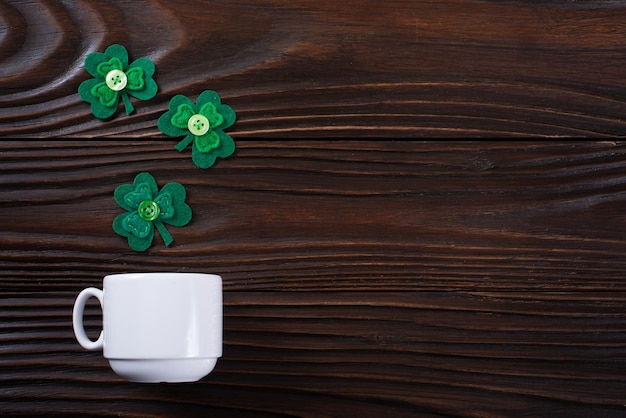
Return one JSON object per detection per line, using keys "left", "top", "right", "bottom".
{"left": 112, "top": 172, "right": 192, "bottom": 252}
{"left": 78, "top": 44, "right": 158, "bottom": 119}
{"left": 158, "top": 90, "right": 236, "bottom": 169}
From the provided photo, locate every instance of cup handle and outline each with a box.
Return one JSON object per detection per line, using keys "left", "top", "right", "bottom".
{"left": 72, "top": 287, "right": 104, "bottom": 350}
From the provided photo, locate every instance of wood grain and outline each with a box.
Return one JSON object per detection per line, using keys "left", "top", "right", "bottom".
{"left": 2, "top": 140, "right": 626, "bottom": 291}
{"left": 3, "top": 1, "right": 626, "bottom": 137}
{"left": 1, "top": 141, "right": 626, "bottom": 416}
{"left": 2, "top": 291, "right": 625, "bottom": 417}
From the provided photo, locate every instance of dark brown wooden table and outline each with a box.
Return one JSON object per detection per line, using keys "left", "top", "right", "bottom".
{"left": 2, "top": 1, "right": 626, "bottom": 417}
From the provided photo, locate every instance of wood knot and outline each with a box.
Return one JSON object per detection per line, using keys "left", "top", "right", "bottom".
{"left": 369, "top": 332, "right": 406, "bottom": 346}
{"left": 470, "top": 157, "right": 495, "bottom": 171}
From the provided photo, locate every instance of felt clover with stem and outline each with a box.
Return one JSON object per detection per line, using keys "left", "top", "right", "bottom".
{"left": 79, "top": 44, "right": 158, "bottom": 119}
{"left": 158, "top": 90, "right": 236, "bottom": 169}
{"left": 113, "top": 172, "right": 192, "bottom": 252}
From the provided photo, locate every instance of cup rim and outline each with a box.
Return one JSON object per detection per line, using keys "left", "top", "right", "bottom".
{"left": 104, "top": 272, "right": 222, "bottom": 282}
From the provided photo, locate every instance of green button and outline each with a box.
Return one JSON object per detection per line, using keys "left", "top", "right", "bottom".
{"left": 138, "top": 200, "right": 160, "bottom": 221}
{"left": 187, "top": 114, "right": 210, "bottom": 136}
{"left": 105, "top": 69, "right": 127, "bottom": 91}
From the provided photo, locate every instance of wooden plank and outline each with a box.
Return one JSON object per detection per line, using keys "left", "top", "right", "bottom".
{"left": 1, "top": 292, "right": 625, "bottom": 416}
{"left": 1, "top": 140, "right": 626, "bottom": 291}
{"left": 2, "top": 1, "right": 626, "bottom": 137}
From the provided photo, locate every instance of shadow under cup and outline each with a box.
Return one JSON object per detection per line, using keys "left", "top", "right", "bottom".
{"left": 73, "top": 273, "right": 223, "bottom": 383}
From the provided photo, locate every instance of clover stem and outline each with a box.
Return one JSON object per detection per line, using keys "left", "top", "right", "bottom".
{"left": 175, "top": 135, "right": 194, "bottom": 152}
{"left": 154, "top": 220, "right": 173, "bottom": 247}
{"left": 121, "top": 92, "right": 134, "bottom": 115}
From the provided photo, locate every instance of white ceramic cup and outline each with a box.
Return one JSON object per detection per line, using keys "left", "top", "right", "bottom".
{"left": 72, "top": 272, "right": 222, "bottom": 383}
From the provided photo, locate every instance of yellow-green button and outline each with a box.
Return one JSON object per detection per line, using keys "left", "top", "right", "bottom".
{"left": 105, "top": 69, "right": 127, "bottom": 91}
{"left": 138, "top": 200, "right": 160, "bottom": 221}
{"left": 188, "top": 114, "right": 210, "bottom": 136}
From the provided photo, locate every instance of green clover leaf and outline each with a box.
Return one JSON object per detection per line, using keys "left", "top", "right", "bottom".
{"left": 79, "top": 44, "right": 158, "bottom": 119}
{"left": 96, "top": 57, "right": 124, "bottom": 76}
{"left": 157, "top": 90, "right": 236, "bottom": 169}
{"left": 112, "top": 172, "right": 192, "bottom": 252}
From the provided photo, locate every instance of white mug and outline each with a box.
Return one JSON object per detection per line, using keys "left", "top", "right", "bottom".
{"left": 72, "top": 272, "right": 222, "bottom": 383}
